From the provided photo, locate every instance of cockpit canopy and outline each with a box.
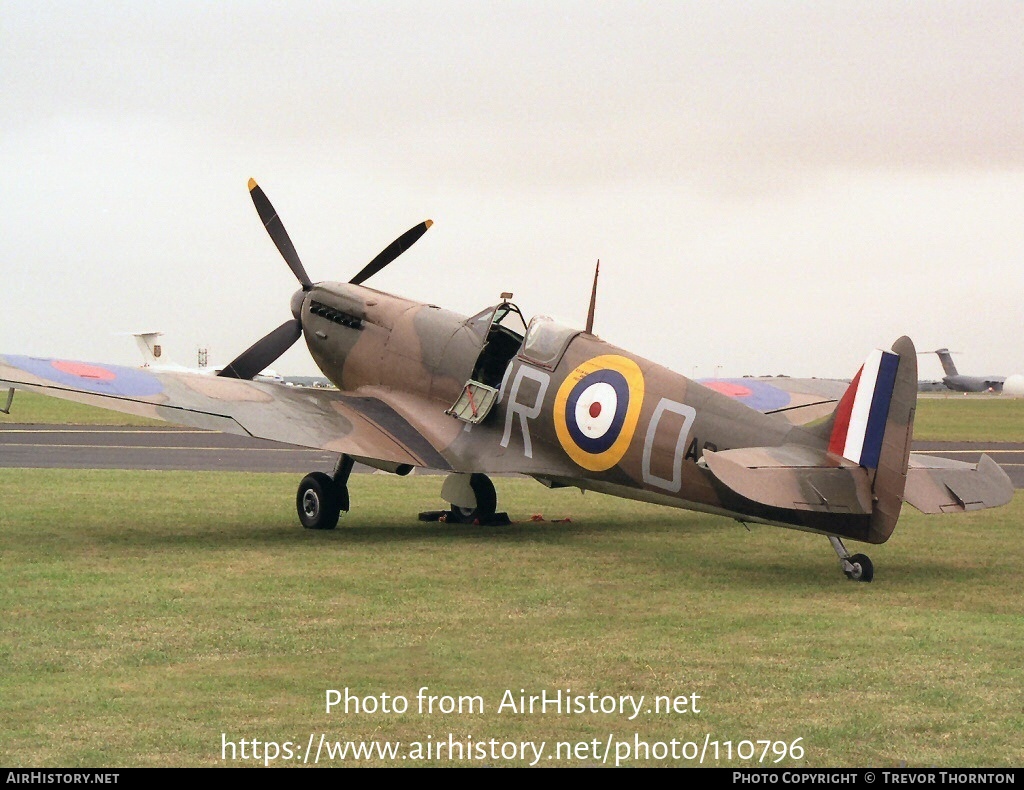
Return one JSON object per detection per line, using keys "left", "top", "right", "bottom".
{"left": 520, "top": 316, "right": 580, "bottom": 370}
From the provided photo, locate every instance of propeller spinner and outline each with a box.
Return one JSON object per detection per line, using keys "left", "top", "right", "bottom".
{"left": 218, "top": 179, "right": 432, "bottom": 380}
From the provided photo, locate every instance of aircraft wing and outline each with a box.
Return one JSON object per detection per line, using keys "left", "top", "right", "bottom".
{"left": 698, "top": 377, "right": 848, "bottom": 425}
{"left": 0, "top": 354, "right": 452, "bottom": 470}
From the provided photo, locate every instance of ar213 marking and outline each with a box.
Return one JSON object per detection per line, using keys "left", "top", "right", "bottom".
{"left": 499, "top": 364, "right": 706, "bottom": 493}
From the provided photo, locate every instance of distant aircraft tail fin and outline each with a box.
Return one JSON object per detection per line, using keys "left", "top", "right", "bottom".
{"left": 131, "top": 331, "right": 164, "bottom": 367}
{"left": 827, "top": 337, "right": 917, "bottom": 542}
{"left": 933, "top": 348, "right": 959, "bottom": 377}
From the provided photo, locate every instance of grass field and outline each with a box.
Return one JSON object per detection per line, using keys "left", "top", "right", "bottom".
{"left": 2, "top": 471, "right": 1022, "bottom": 767}
{"left": 914, "top": 395, "right": 1024, "bottom": 442}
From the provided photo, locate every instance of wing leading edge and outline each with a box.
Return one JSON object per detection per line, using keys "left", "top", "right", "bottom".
{"left": 0, "top": 354, "right": 451, "bottom": 471}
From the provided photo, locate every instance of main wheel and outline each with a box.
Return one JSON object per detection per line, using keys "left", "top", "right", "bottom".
{"left": 844, "top": 553, "right": 874, "bottom": 583}
{"left": 447, "top": 473, "right": 497, "bottom": 524}
{"left": 297, "top": 472, "right": 343, "bottom": 530}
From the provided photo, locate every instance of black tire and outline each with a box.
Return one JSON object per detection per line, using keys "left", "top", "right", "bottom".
{"left": 447, "top": 473, "right": 497, "bottom": 524}
{"left": 845, "top": 553, "right": 874, "bottom": 583}
{"left": 297, "top": 472, "right": 342, "bottom": 530}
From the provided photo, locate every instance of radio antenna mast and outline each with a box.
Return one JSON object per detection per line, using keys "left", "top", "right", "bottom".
{"left": 585, "top": 260, "right": 600, "bottom": 334}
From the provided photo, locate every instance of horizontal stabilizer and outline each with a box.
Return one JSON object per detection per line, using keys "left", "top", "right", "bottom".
{"left": 905, "top": 454, "right": 1014, "bottom": 514}
{"left": 703, "top": 445, "right": 873, "bottom": 514}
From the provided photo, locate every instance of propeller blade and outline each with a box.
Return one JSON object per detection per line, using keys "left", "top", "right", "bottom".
{"left": 248, "top": 178, "right": 313, "bottom": 290}
{"left": 350, "top": 220, "right": 433, "bottom": 285}
{"left": 218, "top": 319, "right": 302, "bottom": 380}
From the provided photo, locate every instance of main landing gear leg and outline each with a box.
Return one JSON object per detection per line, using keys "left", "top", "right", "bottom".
{"left": 296, "top": 454, "right": 353, "bottom": 530}
{"left": 828, "top": 536, "right": 874, "bottom": 583}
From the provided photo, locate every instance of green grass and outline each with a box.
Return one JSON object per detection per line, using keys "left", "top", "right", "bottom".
{"left": 2, "top": 387, "right": 1020, "bottom": 766}
{"left": 1, "top": 471, "right": 1021, "bottom": 767}
{"left": 914, "top": 396, "right": 1024, "bottom": 442}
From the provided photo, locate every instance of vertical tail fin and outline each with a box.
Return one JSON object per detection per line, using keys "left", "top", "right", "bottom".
{"left": 132, "top": 332, "right": 164, "bottom": 367}
{"left": 828, "top": 338, "right": 917, "bottom": 542}
{"left": 934, "top": 348, "right": 958, "bottom": 377}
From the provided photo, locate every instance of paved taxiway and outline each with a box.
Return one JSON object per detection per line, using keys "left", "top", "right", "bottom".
{"left": 2, "top": 425, "right": 1023, "bottom": 488}
{"left": 0, "top": 424, "right": 339, "bottom": 474}
{"left": 911, "top": 441, "right": 1024, "bottom": 488}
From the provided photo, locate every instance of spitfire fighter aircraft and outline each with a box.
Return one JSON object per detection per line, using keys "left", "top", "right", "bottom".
{"left": 1, "top": 180, "right": 1014, "bottom": 582}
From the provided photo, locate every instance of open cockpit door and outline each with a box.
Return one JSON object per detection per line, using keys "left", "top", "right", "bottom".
{"left": 447, "top": 295, "right": 528, "bottom": 424}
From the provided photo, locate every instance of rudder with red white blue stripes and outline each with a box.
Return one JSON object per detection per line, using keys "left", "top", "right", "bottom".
{"left": 828, "top": 349, "right": 901, "bottom": 469}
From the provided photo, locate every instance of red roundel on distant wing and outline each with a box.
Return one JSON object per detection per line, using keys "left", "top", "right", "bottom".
{"left": 51, "top": 360, "right": 117, "bottom": 381}
{"left": 702, "top": 380, "right": 752, "bottom": 398}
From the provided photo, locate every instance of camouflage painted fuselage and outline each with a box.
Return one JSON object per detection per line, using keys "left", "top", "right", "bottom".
{"left": 302, "top": 281, "right": 881, "bottom": 541}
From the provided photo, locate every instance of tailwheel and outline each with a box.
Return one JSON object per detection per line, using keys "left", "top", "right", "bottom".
{"left": 843, "top": 553, "right": 874, "bottom": 583}
{"left": 828, "top": 536, "right": 874, "bottom": 583}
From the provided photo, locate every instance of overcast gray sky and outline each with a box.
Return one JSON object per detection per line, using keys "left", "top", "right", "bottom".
{"left": 3, "top": 1, "right": 1022, "bottom": 379}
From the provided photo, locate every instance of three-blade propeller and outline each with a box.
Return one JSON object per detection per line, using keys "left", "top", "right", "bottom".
{"left": 218, "top": 180, "right": 432, "bottom": 380}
